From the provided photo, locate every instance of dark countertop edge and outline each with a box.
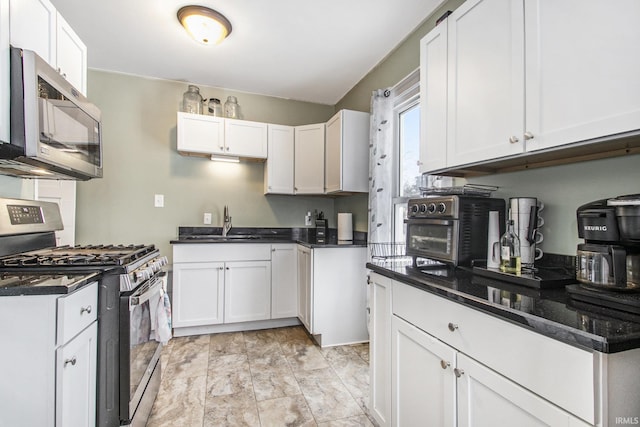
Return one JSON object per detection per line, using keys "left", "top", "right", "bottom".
{"left": 170, "top": 238, "right": 368, "bottom": 248}
{"left": 0, "top": 272, "right": 102, "bottom": 296}
{"left": 367, "top": 263, "right": 640, "bottom": 354}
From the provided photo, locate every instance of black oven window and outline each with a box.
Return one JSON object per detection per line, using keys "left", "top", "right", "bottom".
{"left": 408, "top": 223, "right": 452, "bottom": 255}
{"left": 37, "top": 77, "right": 101, "bottom": 167}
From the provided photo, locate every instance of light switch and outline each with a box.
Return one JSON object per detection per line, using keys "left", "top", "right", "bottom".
{"left": 204, "top": 212, "right": 212, "bottom": 224}
{"left": 154, "top": 194, "right": 164, "bottom": 208}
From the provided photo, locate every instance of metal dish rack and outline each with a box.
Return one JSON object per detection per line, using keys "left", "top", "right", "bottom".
{"left": 370, "top": 242, "right": 407, "bottom": 260}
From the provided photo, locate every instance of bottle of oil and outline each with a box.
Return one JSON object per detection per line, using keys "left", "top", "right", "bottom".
{"left": 500, "top": 219, "right": 521, "bottom": 274}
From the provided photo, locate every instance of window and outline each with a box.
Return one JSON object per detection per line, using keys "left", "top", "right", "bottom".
{"left": 392, "top": 69, "right": 421, "bottom": 245}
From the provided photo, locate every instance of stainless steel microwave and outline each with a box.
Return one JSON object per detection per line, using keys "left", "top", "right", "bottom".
{"left": 0, "top": 46, "right": 102, "bottom": 180}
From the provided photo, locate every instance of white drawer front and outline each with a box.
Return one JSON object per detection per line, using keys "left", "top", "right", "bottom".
{"left": 57, "top": 282, "right": 98, "bottom": 345}
{"left": 392, "top": 281, "right": 595, "bottom": 424}
{"left": 173, "top": 243, "right": 272, "bottom": 262}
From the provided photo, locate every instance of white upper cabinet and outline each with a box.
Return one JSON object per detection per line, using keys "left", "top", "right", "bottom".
{"left": 0, "top": 0, "right": 9, "bottom": 144}
{"left": 419, "top": 18, "right": 448, "bottom": 173}
{"left": 446, "top": 0, "right": 525, "bottom": 166}
{"left": 294, "top": 123, "right": 325, "bottom": 194}
{"left": 176, "top": 113, "right": 267, "bottom": 160}
{"left": 420, "top": 0, "right": 640, "bottom": 175}
{"left": 177, "top": 112, "right": 225, "bottom": 155}
{"left": 264, "top": 124, "right": 294, "bottom": 194}
{"left": 224, "top": 118, "right": 267, "bottom": 159}
{"left": 55, "top": 13, "right": 87, "bottom": 95}
{"left": 9, "top": 0, "right": 87, "bottom": 94}
{"left": 524, "top": 0, "right": 640, "bottom": 152}
{"left": 325, "top": 109, "right": 370, "bottom": 194}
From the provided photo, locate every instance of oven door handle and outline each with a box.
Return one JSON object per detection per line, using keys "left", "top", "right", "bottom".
{"left": 405, "top": 219, "right": 455, "bottom": 226}
{"left": 130, "top": 278, "right": 163, "bottom": 311}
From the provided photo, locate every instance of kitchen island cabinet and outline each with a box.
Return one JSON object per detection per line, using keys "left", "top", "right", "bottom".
{"left": 368, "top": 263, "right": 640, "bottom": 427}
{"left": 421, "top": 0, "right": 640, "bottom": 176}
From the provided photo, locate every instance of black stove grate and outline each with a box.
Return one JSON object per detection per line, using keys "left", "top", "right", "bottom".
{"left": 0, "top": 244, "right": 156, "bottom": 267}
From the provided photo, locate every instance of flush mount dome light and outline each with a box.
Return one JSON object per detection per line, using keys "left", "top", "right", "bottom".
{"left": 177, "top": 5, "right": 232, "bottom": 45}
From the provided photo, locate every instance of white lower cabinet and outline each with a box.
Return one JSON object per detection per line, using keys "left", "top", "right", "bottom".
{"left": 224, "top": 260, "right": 271, "bottom": 323}
{"left": 296, "top": 245, "right": 312, "bottom": 331}
{"left": 370, "top": 278, "right": 604, "bottom": 427}
{"left": 172, "top": 261, "right": 225, "bottom": 328}
{"left": 0, "top": 282, "right": 98, "bottom": 427}
{"left": 298, "top": 246, "right": 368, "bottom": 347}
{"left": 368, "top": 272, "right": 392, "bottom": 426}
{"left": 172, "top": 243, "right": 300, "bottom": 335}
{"left": 392, "top": 315, "right": 456, "bottom": 427}
{"left": 271, "top": 244, "right": 297, "bottom": 319}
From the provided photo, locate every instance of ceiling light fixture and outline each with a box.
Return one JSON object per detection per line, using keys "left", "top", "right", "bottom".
{"left": 177, "top": 5, "right": 232, "bottom": 45}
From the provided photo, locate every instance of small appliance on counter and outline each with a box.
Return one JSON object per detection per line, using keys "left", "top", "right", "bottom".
{"left": 315, "top": 211, "right": 327, "bottom": 244}
{"left": 337, "top": 212, "right": 353, "bottom": 243}
{"left": 574, "top": 195, "right": 640, "bottom": 291}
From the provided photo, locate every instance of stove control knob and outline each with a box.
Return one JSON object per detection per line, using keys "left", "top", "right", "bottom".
{"left": 410, "top": 204, "right": 419, "bottom": 214}
{"left": 427, "top": 203, "right": 436, "bottom": 214}
{"left": 419, "top": 204, "right": 428, "bottom": 213}
{"left": 437, "top": 203, "right": 447, "bottom": 214}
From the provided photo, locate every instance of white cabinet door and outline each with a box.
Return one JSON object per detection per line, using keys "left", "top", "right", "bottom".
{"left": 294, "top": 123, "right": 325, "bottom": 194}
{"left": 392, "top": 315, "right": 457, "bottom": 427}
{"left": 224, "top": 261, "right": 271, "bottom": 323}
{"left": 172, "top": 262, "right": 225, "bottom": 327}
{"left": 369, "top": 273, "right": 392, "bottom": 427}
{"left": 56, "top": 322, "right": 97, "bottom": 427}
{"left": 325, "top": 110, "right": 369, "bottom": 194}
{"left": 446, "top": 0, "right": 525, "bottom": 166}
{"left": 524, "top": 0, "right": 640, "bottom": 153}
{"left": 9, "top": 0, "right": 57, "bottom": 66}
{"left": 457, "top": 353, "right": 589, "bottom": 427}
{"left": 271, "top": 244, "right": 297, "bottom": 319}
{"left": 0, "top": 0, "right": 9, "bottom": 144}
{"left": 55, "top": 12, "right": 87, "bottom": 95}
{"left": 177, "top": 112, "right": 225, "bottom": 155}
{"left": 296, "top": 245, "right": 312, "bottom": 332}
{"left": 224, "top": 118, "right": 268, "bottom": 158}
{"left": 264, "top": 124, "right": 294, "bottom": 194}
{"left": 419, "top": 19, "right": 448, "bottom": 173}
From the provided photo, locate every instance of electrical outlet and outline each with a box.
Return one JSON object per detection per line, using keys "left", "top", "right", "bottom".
{"left": 203, "top": 212, "right": 212, "bottom": 225}
{"left": 154, "top": 194, "right": 164, "bottom": 208}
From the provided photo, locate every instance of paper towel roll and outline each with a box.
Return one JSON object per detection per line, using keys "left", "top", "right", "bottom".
{"left": 486, "top": 211, "right": 500, "bottom": 268}
{"left": 338, "top": 213, "right": 353, "bottom": 241}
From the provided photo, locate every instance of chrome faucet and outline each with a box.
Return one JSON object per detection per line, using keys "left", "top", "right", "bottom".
{"left": 222, "top": 205, "right": 232, "bottom": 236}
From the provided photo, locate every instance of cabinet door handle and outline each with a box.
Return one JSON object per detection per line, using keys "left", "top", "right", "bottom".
{"left": 366, "top": 275, "right": 371, "bottom": 284}
{"left": 454, "top": 368, "right": 464, "bottom": 378}
{"left": 416, "top": 160, "right": 423, "bottom": 166}
{"left": 80, "top": 305, "right": 92, "bottom": 315}
{"left": 226, "top": 146, "right": 230, "bottom": 151}
{"left": 524, "top": 131, "right": 534, "bottom": 140}
{"left": 218, "top": 267, "right": 224, "bottom": 270}
{"left": 64, "top": 357, "right": 77, "bottom": 367}
{"left": 225, "top": 267, "right": 230, "bottom": 270}
{"left": 509, "top": 136, "right": 519, "bottom": 144}
{"left": 440, "top": 360, "right": 450, "bottom": 369}
{"left": 448, "top": 322, "right": 458, "bottom": 332}
{"left": 219, "top": 145, "right": 224, "bottom": 150}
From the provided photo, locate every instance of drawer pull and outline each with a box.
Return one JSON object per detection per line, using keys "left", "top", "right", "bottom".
{"left": 80, "top": 305, "right": 92, "bottom": 315}
{"left": 524, "top": 131, "right": 534, "bottom": 140}
{"left": 440, "top": 360, "right": 450, "bottom": 369}
{"left": 509, "top": 135, "right": 519, "bottom": 144}
{"left": 448, "top": 322, "right": 458, "bottom": 332}
{"left": 64, "top": 357, "right": 77, "bottom": 367}
{"left": 454, "top": 368, "right": 464, "bottom": 378}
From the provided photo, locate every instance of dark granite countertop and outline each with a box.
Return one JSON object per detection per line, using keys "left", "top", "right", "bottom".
{"left": 0, "top": 271, "right": 101, "bottom": 296}
{"left": 170, "top": 227, "right": 368, "bottom": 248}
{"left": 367, "top": 260, "right": 640, "bottom": 354}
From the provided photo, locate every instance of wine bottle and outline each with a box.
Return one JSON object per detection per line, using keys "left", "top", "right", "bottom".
{"left": 500, "top": 219, "right": 521, "bottom": 274}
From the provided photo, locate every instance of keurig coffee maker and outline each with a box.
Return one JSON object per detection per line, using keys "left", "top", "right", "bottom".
{"left": 576, "top": 195, "right": 640, "bottom": 290}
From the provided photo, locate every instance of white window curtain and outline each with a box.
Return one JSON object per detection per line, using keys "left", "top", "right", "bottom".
{"left": 368, "top": 88, "right": 395, "bottom": 246}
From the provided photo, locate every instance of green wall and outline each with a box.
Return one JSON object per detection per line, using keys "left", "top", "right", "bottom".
{"left": 75, "top": 71, "right": 338, "bottom": 259}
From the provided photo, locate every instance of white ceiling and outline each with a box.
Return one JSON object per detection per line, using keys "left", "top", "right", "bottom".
{"left": 50, "top": 0, "right": 444, "bottom": 105}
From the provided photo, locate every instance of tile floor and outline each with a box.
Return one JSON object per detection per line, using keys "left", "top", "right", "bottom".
{"left": 147, "top": 326, "right": 376, "bottom": 427}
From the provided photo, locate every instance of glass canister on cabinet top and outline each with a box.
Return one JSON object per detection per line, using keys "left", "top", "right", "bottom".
{"left": 224, "top": 96, "right": 241, "bottom": 119}
{"left": 182, "top": 85, "right": 203, "bottom": 114}
{"left": 205, "top": 98, "right": 223, "bottom": 116}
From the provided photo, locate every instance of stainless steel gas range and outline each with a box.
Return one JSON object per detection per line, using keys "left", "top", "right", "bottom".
{"left": 0, "top": 197, "right": 169, "bottom": 427}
